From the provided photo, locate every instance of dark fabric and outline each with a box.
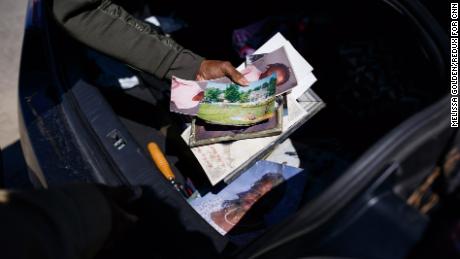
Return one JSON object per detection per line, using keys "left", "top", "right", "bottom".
{"left": 0, "top": 185, "right": 113, "bottom": 259}
{"left": 0, "top": 184, "right": 227, "bottom": 259}
{"left": 47, "top": 0, "right": 203, "bottom": 80}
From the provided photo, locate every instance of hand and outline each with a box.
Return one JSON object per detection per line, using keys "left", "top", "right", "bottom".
{"left": 196, "top": 60, "right": 249, "bottom": 86}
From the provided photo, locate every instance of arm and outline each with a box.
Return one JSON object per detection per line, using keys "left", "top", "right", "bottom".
{"left": 49, "top": 0, "right": 203, "bottom": 80}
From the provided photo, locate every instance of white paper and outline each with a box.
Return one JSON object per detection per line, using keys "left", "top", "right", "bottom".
{"left": 182, "top": 128, "right": 278, "bottom": 185}
{"left": 265, "top": 138, "right": 301, "bottom": 168}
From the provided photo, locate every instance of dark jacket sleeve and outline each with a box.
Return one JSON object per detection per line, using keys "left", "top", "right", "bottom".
{"left": 49, "top": 0, "right": 204, "bottom": 80}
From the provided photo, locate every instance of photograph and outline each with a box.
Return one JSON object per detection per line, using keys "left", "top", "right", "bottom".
{"left": 245, "top": 46, "right": 298, "bottom": 95}
{"left": 188, "top": 97, "right": 284, "bottom": 147}
{"left": 189, "top": 160, "right": 305, "bottom": 235}
{"left": 209, "top": 172, "right": 285, "bottom": 233}
{"left": 197, "top": 73, "right": 277, "bottom": 125}
{"left": 170, "top": 76, "right": 207, "bottom": 115}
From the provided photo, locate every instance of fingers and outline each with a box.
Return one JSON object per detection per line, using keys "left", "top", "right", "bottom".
{"left": 196, "top": 74, "right": 205, "bottom": 81}
{"left": 196, "top": 60, "right": 249, "bottom": 85}
{"left": 222, "top": 62, "right": 249, "bottom": 86}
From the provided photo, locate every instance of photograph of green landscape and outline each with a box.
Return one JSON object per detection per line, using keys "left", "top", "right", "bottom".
{"left": 197, "top": 74, "right": 277, "bottom": 125}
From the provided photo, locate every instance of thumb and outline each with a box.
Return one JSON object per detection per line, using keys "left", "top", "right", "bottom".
{"left": 223, "top": 62, "right": 249, "bottom": 86}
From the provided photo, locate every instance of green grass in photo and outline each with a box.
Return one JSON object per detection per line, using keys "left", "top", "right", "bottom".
{"left": 197, "top": 98, "right": 276, "bottom": 125}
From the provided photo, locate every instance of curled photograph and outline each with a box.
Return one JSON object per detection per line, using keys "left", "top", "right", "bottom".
{"left": 197, "top": 73, "right": 277, "bottom": 125}
{"left": 170, "top": 76, "right": 207, "bottom": 115}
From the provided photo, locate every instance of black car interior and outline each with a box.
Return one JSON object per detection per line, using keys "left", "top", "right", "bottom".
{"left": 33, "top": 0, "right": 455, "bottom": 258}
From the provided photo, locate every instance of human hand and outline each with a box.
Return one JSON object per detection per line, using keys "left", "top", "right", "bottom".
{"left": 196, "top": 60, "right": 249, "bottom": 86}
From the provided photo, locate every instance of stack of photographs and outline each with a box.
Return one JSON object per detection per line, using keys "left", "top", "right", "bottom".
{"left": 172, "top": 33, "right": 325, "bottom": 185}
{"left": 171, "top": 44, "right": 302, "bottom": 145}
{"left": 189, "top": 96, "right": 284, "bottom": 147}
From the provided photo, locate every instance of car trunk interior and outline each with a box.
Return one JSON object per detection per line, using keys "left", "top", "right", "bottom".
{"left": 51, "top": 0, "right": 448, "bottom": 256}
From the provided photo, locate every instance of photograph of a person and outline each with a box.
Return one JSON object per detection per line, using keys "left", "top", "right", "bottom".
{"left": 245, "top": 46, "right": 297, "bottom": 95}
{"left": 189, "top": 161, "right": 304, "bottom": 235}
{"left": 170, "top": 76, "right": 206, "bottom": 115}
{"left": 197, "top": 73, "right": 277, "bottom": 125}
{"left": 209, "top": 172, "right": 284, "bottom": 233}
